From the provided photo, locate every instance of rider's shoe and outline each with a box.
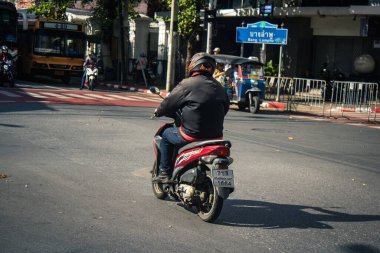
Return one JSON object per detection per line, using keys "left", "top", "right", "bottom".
{"left": 153, "top": 171, "right": 171, "bottom": 183}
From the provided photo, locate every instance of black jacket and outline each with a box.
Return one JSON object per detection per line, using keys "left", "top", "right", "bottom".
{"left": 156, "top": 72, "right": 229, "bottom": 140}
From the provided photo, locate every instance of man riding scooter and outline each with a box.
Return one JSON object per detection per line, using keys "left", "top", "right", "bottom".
{"left": 153, "top": 52, "right": 230, "bottom": 183}
{"left": 80, "top": 52, "right": 97, "bottom": 90}
{"left": 0, "top": 45, "right": 14, "bottom": 86}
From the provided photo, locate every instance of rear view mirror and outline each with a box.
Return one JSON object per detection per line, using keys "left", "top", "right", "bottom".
{"left": 149, "top": 86, "right": 160, "bottom": 94}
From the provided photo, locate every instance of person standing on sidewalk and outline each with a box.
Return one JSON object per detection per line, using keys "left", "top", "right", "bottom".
{"left": 213, "top": 47, "right": 221, "bottom": 55}
{"left": 134, "top": 52, "right": 147, "bottom": 84}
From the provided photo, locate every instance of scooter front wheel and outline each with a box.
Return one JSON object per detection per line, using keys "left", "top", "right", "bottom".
{"left": 89, "top": 79, "right": 94, "bottom": 91}
{"left": 151, "top": 161, "right": 167, "bottom": 200}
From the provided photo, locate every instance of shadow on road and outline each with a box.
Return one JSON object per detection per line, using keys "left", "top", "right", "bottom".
{"left": 340, "top": 243, "right": 380, "bottom": 253}
{"left": 0, "top": 101, "right": 56, "bottom": 114}
{"left": 218, "top": 199, "right": 380, "bottom": 229}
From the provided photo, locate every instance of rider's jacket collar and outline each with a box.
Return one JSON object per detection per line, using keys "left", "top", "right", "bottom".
{"left": 191, "top": 70, "right": 212, "bottom": 77}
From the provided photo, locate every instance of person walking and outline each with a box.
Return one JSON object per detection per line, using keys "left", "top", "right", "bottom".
{"left": 134, "top": 52, "right": 147, "bottom": 84}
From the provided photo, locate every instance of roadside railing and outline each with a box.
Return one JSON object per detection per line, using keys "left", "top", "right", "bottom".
{"left": 264, "top": 76, "right": 293, "bottom": 101}
{"left": 264, "top": 76, "right": 379, "bottom": 121}
{"left": 328, "top": 81, "right": 378, "bottom": 121}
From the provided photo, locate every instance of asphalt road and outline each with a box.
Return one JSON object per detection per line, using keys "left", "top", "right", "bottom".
{"left": 0, "top": 102, "right": 379, "bottom": 253}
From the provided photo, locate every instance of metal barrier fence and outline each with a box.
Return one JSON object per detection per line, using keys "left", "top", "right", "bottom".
{"left": 264, "top": 76, "right": 293, "bottom": 101}
{"left": 328, "top": 81, "right": 378, "bottom": 121}
{"left": 264, "top": 76, "right": 379, "bottom": 121}
{"left": 291, "top": 78, "right": 326, "bottom": 107}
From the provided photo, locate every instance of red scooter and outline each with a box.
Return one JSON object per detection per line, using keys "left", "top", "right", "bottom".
{"left": 150, "top": 87, "right": 234, "bottom": 223}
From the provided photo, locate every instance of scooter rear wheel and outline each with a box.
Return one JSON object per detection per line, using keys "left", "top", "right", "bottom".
{"left": 196, "top": 174, "right": 224, "bottom": 223}
{"left": 151, "top": 161, "right": 167, "bottom": 200}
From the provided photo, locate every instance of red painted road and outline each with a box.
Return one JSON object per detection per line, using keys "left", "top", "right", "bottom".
{"left": 0, "top": 87, "right": 162, "bottom": 107}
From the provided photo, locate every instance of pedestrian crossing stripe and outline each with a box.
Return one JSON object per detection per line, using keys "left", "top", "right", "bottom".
{"left": 65, "top": 93, "right": 96, "bottom": 100}
{"left": 107, "top": 94, "right": 139, "bottom": 100}
{"left": 40, "top": 92, "right": 71, "bottom": 99}
{"left": 1, "top": 89, "right": 161, "bottom": 103}
{"left": 18, "top": 91, "right": 48, "bottom": 98}
{"left": 85, "top": 93, "right": 116, "bottom": 100}
{"left": 129, "top": 95, "right": 160, "bottom": 102}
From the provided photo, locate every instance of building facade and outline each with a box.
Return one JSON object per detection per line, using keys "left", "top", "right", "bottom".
{"left": 208, "top": 0, "right": 380, "bottom": 83}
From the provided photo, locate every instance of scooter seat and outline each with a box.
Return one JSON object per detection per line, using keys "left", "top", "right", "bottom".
{"left": 178, "top": 139, "right": 231, "bottom": 154}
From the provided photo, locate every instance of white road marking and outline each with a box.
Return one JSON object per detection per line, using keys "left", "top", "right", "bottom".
{"left": 40, "top": 92, "right": 71, "bottom": 99}
{"left": 18, "top": 91, "right": 48, "bottom": 98}
{"left": 0, "top": 91, "right": 22, "bottom": 97}
{"left": 85, "top": 94, "right": 116, "bottom": 100}
{"left": 65, "top": 93, "right": 96, "bottom": 100}
{"left": 129, "top": 95, "right": 160, "bottom": 102}
{"left": 106, "top": 94, "right": 139, "bottom": 100}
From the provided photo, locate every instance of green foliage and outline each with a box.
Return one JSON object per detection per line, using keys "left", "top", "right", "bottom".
{"left": 29, "top": 0, "right": 73, "bottom": 20}
{"left": 79, "top": 0, "right": 141, "bottom": 42}
{"left": 165, "top": 0, "right": 206, "bottom": 40}
{"left": 264, "top": 60, "right": 278, "bottom": 76}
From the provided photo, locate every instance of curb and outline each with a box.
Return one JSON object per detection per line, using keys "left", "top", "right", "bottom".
{"left": 261, "top": 101, "right": 286, "bottom": 109}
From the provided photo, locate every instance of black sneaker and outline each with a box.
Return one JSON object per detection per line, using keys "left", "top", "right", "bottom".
{"left": 153, "top": 171, "right": 171, "bottom": 183}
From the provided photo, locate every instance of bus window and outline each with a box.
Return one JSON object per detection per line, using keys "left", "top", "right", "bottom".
{"left": 66, "top": 33, "right": 85, "bottom": 58}
{"left": 33, "top": 29, "right": 84, "bottom": 58}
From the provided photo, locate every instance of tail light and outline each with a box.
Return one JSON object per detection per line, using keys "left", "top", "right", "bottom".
{"left": 210, "top": 146, "right": 230, "bottom": 157}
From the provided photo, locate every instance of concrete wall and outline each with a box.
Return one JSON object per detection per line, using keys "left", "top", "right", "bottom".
{"left": 311, "top": 16, "right": 361, "bottom": 36}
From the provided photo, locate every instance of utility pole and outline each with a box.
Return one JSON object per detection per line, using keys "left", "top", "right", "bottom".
{"left": 119, "top": 0, "right": 126, "bottom": 85}
{"left": 166, "top": 0, "right": 178, "bottom": 92}
{"left": 240, "top": 21, "right": 245, "bottom": 57}
{"left": 276, "top": 23, "right": 285, "bottom": 102}
{"left": 206, "top": 0, "right": 216, "bottom": 54}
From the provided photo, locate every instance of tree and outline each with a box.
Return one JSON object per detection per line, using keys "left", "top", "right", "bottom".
{"left": 165, "top": 0, "right": 206, "bottom": 76}
{"left": 78, "top": 0, "right": 142, "bottom": 78}
{"left": 29, "top": 0, "right": 73, "bottom": 20}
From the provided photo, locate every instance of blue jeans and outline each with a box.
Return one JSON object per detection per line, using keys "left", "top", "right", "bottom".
{"left": 159, "top": 126, "right": 188, "bottom": 173}
{"left": 80, "top": 71, "right": 86, "bottom": 89}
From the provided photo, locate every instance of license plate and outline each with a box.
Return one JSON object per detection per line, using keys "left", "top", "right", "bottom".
{"left": 54, "top": 70, "right": 64, "bottom": 76}
{"left": 212, "top": 169, "right": 234, "bottom": 188}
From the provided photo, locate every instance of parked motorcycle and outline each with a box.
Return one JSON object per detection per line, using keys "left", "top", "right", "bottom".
{"left": 0, "top": 60, "right": 15, "bottom": 87}
{"left": 84, "top": 65, "right": 98, "bottom": 91}
{"left": 150, "top": 87, "right": 235, "bottom": 223}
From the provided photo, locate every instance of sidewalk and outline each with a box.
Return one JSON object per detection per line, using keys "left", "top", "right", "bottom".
{"left": 98, "top": 80, "right": 379, "bottom": 124}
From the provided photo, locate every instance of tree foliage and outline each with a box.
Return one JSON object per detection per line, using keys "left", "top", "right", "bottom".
{"left": 80, "top": 0, "right": 142, "bottom": 42}
{"left": 29, "top": 0, "right": 73, "bottom": 20}
{"left": 165, "top": 0, "right": 206, "bottom": 40}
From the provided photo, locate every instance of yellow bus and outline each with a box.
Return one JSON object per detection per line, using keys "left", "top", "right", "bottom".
{"left": 18, "top": 18, "right": 85, "bottom": 83}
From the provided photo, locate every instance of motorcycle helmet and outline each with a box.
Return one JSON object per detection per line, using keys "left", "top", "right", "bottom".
{"left": 187, "top": 52, "right": 216, "bottom": 76}
{"left": 1, "top": 45, "right": 8, "bottom": 53}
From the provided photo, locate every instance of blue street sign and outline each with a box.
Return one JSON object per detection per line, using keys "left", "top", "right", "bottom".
{"left": 236, "top": 21, "right": 288, "bottom": 45}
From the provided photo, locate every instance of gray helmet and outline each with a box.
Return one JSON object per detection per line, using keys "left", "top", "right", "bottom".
{"left": 187, "top": 52, "right": 216, "bottom": 75}
{"left": 1, "top": 45, "right": 8, "bottom": 53}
